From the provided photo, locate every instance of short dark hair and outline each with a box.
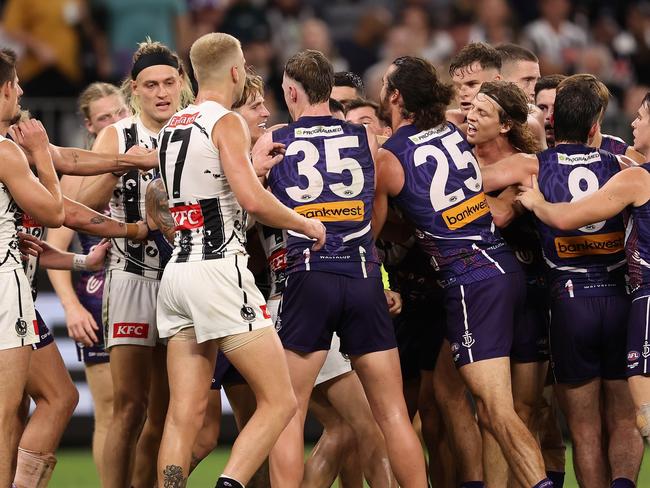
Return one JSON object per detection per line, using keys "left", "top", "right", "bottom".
{"left": 285, "top": 50, "right": 334, "bottom": 104}
{"left": 0, "top": 49, "right": 17, "bottom": 87}
{"left": 559, "top": 73, "right": 610, "bottom": 121}
{"left": 329, "top": 97, "right": 345, "bottom": 115}
{"left": 388, "top": 56, "right": 454, "bottom": 131}
{"left": 553, "top": 79, "right": 602, "bottom": 143}
{"left": 345, "top": 98, "right": 390, "bottom": 127}
{"left": 534, "top": 74, "right": 566, "bottom": 98}
{"left": 495, "top": 43, "right": 539, "bottom": 66}
{"left": 333, "top": 71, "right": 364, "bottom": 97}
{"left": 449, "top": 42, "right": 501, "bottom": 77}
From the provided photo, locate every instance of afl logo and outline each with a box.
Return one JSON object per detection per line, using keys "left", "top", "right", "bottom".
{"left": 301, "top": 194, "right": 312, "bottom": 201}
{"left": 628, "top": 351, "right": 640, "bottom": 362}
{"left": 449, "top": 195, "right": 458, "bottom": 203}
{"left": 343, "top": 189, "right": 354, "bottom": 196}
{"left": 240, "top": 305, "right": 256, "bottom": 322}
{"left": 15, "top": 318, "right": 27, "bottom": 337}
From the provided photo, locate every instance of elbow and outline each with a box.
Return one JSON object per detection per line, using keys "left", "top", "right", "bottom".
{"left": 41, "top": 209, "right": 65, "bottom": 228}
{"left": 237, "top": 194, "right": 261, "bottom": 215}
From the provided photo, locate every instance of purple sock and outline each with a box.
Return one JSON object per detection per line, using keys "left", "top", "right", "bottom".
{"left": 611, "top": 478, "right": 635, "bottom": 488}
{"left": 547, "top": 471, "right": 565, "bottom": 488}
{"left": 460, "top": 482, "right": 484, "bottom": 488}
{"left": 533, "top": 479, "right": 554, "bottom": 488}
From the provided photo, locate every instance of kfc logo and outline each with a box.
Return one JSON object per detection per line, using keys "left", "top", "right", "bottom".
{"left": 268, "top": 248, "right": 287, "bottom": 272}
{"left": 113, "top": 322, "right": 149, "bottom": 339}
{"left": 21, "top": 213, "right": 40, "bottom": 228}
{"left": 171, "top": 204, "right": 204, "bottom": 230}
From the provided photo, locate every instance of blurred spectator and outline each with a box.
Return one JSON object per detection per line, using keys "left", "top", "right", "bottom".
{"left": 521, "top": 0, "right": 588, "bottom": 75}
{"left": 300, "top": 18, "right": 348, "bottom": 72}
{"left": 613, "top": 2, "right": 650, "bottom": 86}
{"left": 469, "top": 0, "right": 515, "bottom": 45}
{"left": 267, "top": 0, "right": 314, "bottom": 70}
{"left": 399, "top": 4, "right": 455, "bottom": 64}
{"left": 187, "top": 0, "right": 227, "bottom": 38}
{"left": 91, "top": 0, "right": 190, "bottom": 80}
{"left": 2, "top": 0, "right": 108, "bottom": 96}
{"left": 336, "top": 7, "right": 392, "bottom": 76}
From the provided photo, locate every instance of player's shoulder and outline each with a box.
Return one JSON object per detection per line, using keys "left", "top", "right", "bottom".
{"left": 111, "top": 114, "right": 137, "bottom": 131}
{"left": 0, "top": 136, "right": 28, "bottom": 179}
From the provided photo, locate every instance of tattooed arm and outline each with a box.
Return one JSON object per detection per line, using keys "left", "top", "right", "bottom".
{"left": 145, "top": 178, "right": 175, "bottom": 243}
{"left": 63, "top": 197, "right": 148, "bottom": 239}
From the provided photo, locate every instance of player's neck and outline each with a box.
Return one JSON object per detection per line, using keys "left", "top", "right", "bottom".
{"left": 0, "top": 121, "right": 9, "bottom": 136}
{"left": 294, "top": 102, "right": 330, "bottom": 119}
{"left": 139, "top": 111, "right": 167, "bottom": 134}
{"left": 589, "top": 130, "right": 602, "bottom": 148}
{"left": 475, "top": 137, "right": 517, "bottom": 166}
{"left": 196, "top": 89, "right": 234, "bottom": 110}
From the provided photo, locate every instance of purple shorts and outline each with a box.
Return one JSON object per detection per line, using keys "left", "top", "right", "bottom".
{"left": 278, "top": 272, "right": 396, "bottom": 356}
{"left": 550, "top": 294, "right": 629, "bottom": 384}
{"left": 75, "top": 299, "right": 109, "bottom": 364}
{"left": 32, "top": 310, "right": 54, "bottom": 350}
{"left": 447, "top": 272, "right": 526, "bottom": 368}
{"left": 211, "top": 351, "right": 245, "bottom": 390}
{"left": 511, "top": 288, "right": 550, "bottom": 363}
{"left": 626, "top": 293, "right": 650, "bottom": 377}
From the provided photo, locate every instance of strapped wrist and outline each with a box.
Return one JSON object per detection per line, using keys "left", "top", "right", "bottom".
{"left": 72, "top": 253, "right": 87, "bottom": 271}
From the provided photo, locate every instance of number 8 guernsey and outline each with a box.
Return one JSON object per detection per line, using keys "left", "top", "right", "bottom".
{"left": 269, "top": 115, "right": 380, "bottom": 279}
{"left": 383, "top": 122, "right": 520, "bottom": 288}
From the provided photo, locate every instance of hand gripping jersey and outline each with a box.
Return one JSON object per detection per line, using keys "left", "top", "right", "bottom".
{"left": 257, "top": 224, "right": 287, "bottom": 298}
{"left": 108, "top": 116, "right": 165, "bottom": 278}
{"left": 499, "top": 213, "right": 547, "bottom": 294}
{"left": 268, "top": 116, "right": 380, "bottom": 279}
{"left": 0, "top": 137, "right": 21, "bottom": 273}
{"left": 76, "top": 230, "right": 105, "bottom": 314}
{"left": 536, "top": 144, "right": 627, "bottom": 298}
{"left": 600, "top": 133, "right": 629, "bottom": 156}
{"left": 383, "top": 123, "right": 519, "bottom": 288}
{"left": 158, "top": 101, "right": 247, "bottom": 262}
{"left": 626, "top": 164, "right": 650, "bottom": 297}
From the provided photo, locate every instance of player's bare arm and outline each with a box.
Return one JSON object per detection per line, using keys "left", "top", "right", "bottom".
{"left": 145, "top": 178, "right": 175, "bottom": 243}
{"left": 372, "top": 147, "right": 405, "bottom": 238}
{"left": 63, "top": 197, "right": 147, "bottom": 240}
{"left": 215, "top": 112, "right": 325, "bottom": 250}
{"left": 486, "top": 185, "right": 524, "bottom": 228}
{"left": 19, "top": 231, "right": 110, "bottom": 272}
{"left": 480, "top": 152, "right": 539, "bottom": 192}
{"left": 251, "top": 130, "right": 285, "bottom": 178}
{"left": 0, "top": 125, "right": 64, "bottom": 227}
{"left": 516, "top": 169, "right": 650, "bottom": 230}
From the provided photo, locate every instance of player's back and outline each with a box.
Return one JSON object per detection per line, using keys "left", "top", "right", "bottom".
{"left": 536, "top": 143, "right": 627, "bottom": 298}
{"left": 158, "top": 101, "right": 247, "bottom": 264}
{"left": 269, "top": 115, "right": 379, "bottom": 278}
{"left": 384, "top": 122, "right": 519, "bottom": 288}
{"left": 626, "top": 163, "right": 650, "bottom": 296}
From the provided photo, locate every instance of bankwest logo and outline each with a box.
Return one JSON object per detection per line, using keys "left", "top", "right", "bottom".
{"left": 557, "top": 152, "right": 601, "bottom": 165}
{"left": 294, "top": 126, "right": 344, "bottom": 138}
{"left": 295, "top": 200, "right": 364, "bottom": 222}
{"left": 554, "top": 232, "right": 624, "bottom": 258}
{"left": 408, "top": 125, "right": 450, "bottom": 144}
{"left": 113, "top": 322, "right": 149, "bottom": 339}
{"left": 168, "top": 112, "right": 199, "bottom": 128}
{"left": 171, "top": 203, "right": 204, "bottom": 230}
{"left": 442, "top": 193, "right": 490, "bottom": 230}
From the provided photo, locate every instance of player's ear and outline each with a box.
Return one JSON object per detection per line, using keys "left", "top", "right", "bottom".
{"left": 588, "top": 121, "right": 599, "bottom": 139}
{"left": 499, "top": 121, "right": 512, "bottom": 134}
{"left": 232, "top": 65, "right": 239, "bottom": 85}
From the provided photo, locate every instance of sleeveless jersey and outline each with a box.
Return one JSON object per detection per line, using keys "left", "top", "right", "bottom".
{"left": 626, "top": 164, "right": 650, "bottom": 296}
{"left": 16, "top": 211, "right": 44, "bottom": 300}
{"left": 108, "top": 115, "right": 164, "bottom": 279}
{"left": 269, "top": 116, "right": 380, "bottom": 279}
{"left": 536, "top": 143, "right": 627, "bottom": 298}
{"left": 75, "top": 231, "right": 105, "bottom": 313}
{"left": 600, "top": 134, "right": 629, "bottom": 156}
{"left": 257, "top": 224, "right": 287, "bottom": 298}
{"left": 384, "top": 123, "right": 519, "bottom": 288}
{"left": 158, "top": 101, "right": 247, "bottom": 263}
{"left": 0, "top": 138, "right": 21, "bottom": 273}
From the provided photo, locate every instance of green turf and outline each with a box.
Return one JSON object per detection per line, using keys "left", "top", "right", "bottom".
{"left": 49, "top": 446, "right": 650, "bottom": 487}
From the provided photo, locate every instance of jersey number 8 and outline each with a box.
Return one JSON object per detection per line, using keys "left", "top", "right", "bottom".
{"left": 567, "top": 166, "right": 605, "bottom": 233}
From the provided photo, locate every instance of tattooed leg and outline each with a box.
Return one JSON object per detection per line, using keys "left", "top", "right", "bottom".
{"left": 162, "top": 464, "right": 187, "bottom": 488}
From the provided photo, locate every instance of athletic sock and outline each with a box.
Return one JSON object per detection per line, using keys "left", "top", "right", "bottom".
{"left": 532, "top": 479, "right": 554, "bottom": 488}
{"left": 215, "top": 475, "right": 245, "bottom": 488}
{"left": 460, "top": 482, "right": 485, "bottom": 488}
{"left": 547, "top": 471, "right": 565, "bottom": 488}
{"left": 611, "top": 478, "right": 636, "bottom": 488}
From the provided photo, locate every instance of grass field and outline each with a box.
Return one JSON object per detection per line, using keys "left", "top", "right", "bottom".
{"left": 49, "top": 446, "right": 650, "bottom": 487}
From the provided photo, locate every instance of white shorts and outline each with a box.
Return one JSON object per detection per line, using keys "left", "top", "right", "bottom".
{"left": 103, "top": 270, "right": 160, "bottom": 348}
{"left": 0, "top": 269, "right": 38, "bottom": 350}
{"left": 157, "top": 256, "right": 273, "bottom": 343}
{"left": 268, "top": 296, "right": 351, "bottom": 386}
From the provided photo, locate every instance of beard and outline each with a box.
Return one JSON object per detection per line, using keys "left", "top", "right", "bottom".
{"left": 378, "top": 93, "right": 391, "bottom": 125}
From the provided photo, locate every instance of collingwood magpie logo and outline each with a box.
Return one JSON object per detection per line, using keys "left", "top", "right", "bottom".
{"left": 462, "top": 330, "right": 475, "bottom": 348}
{"left": 241, "top": 305, "right": 256, "bottom": 321}
{"left": 15, "top": 318, "right": 27, "bottom": 337}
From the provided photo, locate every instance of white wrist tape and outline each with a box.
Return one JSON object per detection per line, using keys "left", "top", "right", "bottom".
{"left": 72, "top": 254, "right": 88, "bottom": 271}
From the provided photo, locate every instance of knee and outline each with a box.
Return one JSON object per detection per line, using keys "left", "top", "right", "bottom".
{"left": 513, "top": 398, "right": 536, "bottom": 426}
{"left": 112, "top": 391, "right": 148, "bottom": 427}
{"left": 261, "top": 390, "right": 297, "bottom": 428}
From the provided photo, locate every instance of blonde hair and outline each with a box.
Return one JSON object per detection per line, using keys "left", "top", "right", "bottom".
{"left": 232, "top": 74, "right": 264, "bottom": 109}
{"left": 190, "top": 33, "right": 242, "bottom": 85}
{"left": 78, "top": 82, "right": 123, "bottom": 119}
{"left": 122, "top": 38, "right": 194, "bottom": 116}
